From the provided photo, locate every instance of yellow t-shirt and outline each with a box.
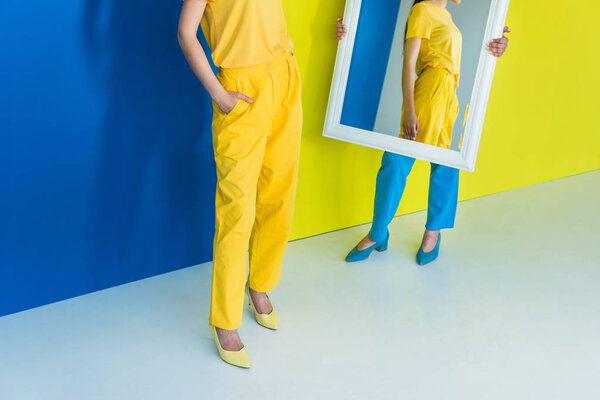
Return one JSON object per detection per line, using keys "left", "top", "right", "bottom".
{"left": 406, "top": 1, "right": 462, "bottom": 79}
{"left": 198, "top": 0, "right": 294, "bottom": 68}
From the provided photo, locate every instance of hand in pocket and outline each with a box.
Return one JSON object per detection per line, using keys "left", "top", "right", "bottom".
{"left": 216, "top": 91, "right": 254, "bottom": 114}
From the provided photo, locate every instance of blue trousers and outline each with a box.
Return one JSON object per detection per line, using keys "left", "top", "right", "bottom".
{"left": 369, "top": 152, "right": 460, "bottom": 243}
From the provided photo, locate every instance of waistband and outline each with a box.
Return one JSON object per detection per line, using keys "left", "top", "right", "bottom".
{"left": 219, "top": 50, "right": 294, "bottom": 76}
{"left": 419, "top": 67, "right": 460, "bottom": 88}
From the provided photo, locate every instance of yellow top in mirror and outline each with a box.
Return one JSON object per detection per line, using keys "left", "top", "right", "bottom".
{"left": 407, "top": 2, "right": 463, "bottom": 79}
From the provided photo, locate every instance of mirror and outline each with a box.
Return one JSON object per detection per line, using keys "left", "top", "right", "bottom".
{"left": 324, "top": 0, "right": 510, "bottom": 171}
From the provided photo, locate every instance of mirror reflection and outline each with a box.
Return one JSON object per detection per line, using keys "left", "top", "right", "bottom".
{"left": 340, "top": 0, "right": 492, "bottom": 151}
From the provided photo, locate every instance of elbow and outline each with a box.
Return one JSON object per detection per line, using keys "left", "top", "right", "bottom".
{"left": 177, "top": 29, "right": 186, "bottom": 47}
{"left": 177, "top": 28, "right": 191, "bottom": 48}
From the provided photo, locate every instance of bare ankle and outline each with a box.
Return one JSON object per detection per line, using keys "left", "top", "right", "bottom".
{"left": 249, "top": 287, "right": 273, "bottom": 315}
{"left": 421, "top": 230, "right": 440, "bottom": 252}
{"left": 357, "top": 234, "right": 376, "bottom": 251}
{"left": 215, "top": 327, "right": 243, "bottom": 351}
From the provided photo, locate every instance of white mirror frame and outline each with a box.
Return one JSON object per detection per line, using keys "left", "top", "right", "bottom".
{"left": 323, "top": 0, "right": 510, "bottom": 172}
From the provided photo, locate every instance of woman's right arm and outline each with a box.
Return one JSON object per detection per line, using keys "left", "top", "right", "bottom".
{"left": 177, "top": 0, "right": 252, "bottom": 114}
{"left": 401, "top": 37, "right": 421, "bottom": 141}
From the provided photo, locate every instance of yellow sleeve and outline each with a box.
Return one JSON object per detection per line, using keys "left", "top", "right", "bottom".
{"left": 406, "top": 4, "right": 432, "bottom": 40}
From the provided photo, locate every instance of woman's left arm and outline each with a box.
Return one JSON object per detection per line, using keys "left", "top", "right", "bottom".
{"left": 487, "top": 26, "right": 511, "bottom": 58}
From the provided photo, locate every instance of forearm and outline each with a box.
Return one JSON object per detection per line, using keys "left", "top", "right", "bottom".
{"left": 402, "top": 61, "right": 416, "bottom": 115}
{"left": 402, "top": 38, "right": 421, "bottom": 116}
{"left": 178, "top": 33, "right": 226, "bottom": 101}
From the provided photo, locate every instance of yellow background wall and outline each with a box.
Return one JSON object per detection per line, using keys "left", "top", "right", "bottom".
{"left": 284, "top": 0, "right": 600, "bottom": 240}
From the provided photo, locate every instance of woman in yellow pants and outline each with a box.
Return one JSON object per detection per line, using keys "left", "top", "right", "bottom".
{"left": 342, "top": 0, "right": 510, "bottom": 263}
{"left": 178, "top": 0, "right": 302, "bottom": 368}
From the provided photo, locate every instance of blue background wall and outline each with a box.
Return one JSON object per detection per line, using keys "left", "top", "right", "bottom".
{"left": 0, "top": 0, "right": 217, "bottom": 316}
{"left": 340, "top": 0, "right": 401, "bottom": 131}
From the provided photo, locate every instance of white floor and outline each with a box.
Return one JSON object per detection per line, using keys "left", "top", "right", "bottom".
{"left": 2, "top": 171, "right": 600, "bottom": 400}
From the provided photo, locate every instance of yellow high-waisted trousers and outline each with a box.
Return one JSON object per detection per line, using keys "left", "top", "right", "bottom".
{"left": 210, "top": 51, "right": 302, "bottom": 330}
{"left": 402, "top": 67, "right": 459, "bottom": 149}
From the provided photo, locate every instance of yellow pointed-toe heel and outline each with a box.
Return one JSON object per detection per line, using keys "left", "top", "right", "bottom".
{"left": 246, "top": 285, "right": 279, "bottom": 330}
{"left": 209, "top": 325, "right": 250, "bottom": 369}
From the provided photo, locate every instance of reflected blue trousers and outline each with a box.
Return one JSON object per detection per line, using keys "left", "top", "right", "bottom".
{"left": 369, "top": 152, "right": 460, "bottom": 243}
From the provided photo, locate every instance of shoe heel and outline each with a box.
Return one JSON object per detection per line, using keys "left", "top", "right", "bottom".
{"left": 375, "top": 238, "right": 388, "bottom": 252}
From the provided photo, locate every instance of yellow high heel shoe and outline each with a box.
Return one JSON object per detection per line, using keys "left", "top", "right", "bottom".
{"left": 246, "top": 284, "right": 279, "bottom": 330}
{"left": 209, "top": 325, "right": 250, "bottom": 368}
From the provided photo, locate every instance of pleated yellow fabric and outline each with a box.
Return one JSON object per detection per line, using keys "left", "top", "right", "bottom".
{"left": 209, "top": 51, "right": 302, "bottom": 330}
{"left": 402, "top": 67, "right": 459, "bottom": 149}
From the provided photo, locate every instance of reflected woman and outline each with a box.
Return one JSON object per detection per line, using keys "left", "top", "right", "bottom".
{"left": 341, "top": 0, "right": 510, "bottom": 264}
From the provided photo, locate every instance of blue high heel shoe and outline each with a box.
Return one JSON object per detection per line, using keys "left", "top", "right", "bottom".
{"left": 345, "top": 231, "right": 389, "bottom": 262}
{"left": 416, "top": 233, "right": 441, "bottom": 265}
